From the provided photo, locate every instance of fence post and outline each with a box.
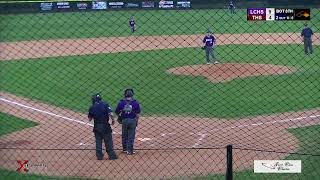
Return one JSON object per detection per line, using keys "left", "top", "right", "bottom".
{"left": 226, "top": 144, "right": 233, "bottom": 180}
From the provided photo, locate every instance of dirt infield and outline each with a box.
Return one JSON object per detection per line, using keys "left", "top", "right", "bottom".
{"left": 0, "top": 33, "right": 319, "bottom": 61}
{"left": 167, "top": 63, "right": 296, "bottom": 83}
{"left": 0, "top": 33, "right": 320, "bottom": 179}
{"left": 1, "top": 92, "right": 320, "bottom": 179}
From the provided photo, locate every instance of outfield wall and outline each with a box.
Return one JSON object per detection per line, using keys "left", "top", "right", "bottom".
{"left": 0, "top": 0, "right": 319, "bottom": 14}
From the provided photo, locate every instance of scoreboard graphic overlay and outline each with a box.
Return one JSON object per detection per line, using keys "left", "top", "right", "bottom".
{"left": 247, "top": 8, "right": 310, "bottom": 21}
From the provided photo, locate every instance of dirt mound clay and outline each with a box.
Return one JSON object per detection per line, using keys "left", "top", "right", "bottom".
{"left": 167, "top": 63, "right": 297, "bottom": 83}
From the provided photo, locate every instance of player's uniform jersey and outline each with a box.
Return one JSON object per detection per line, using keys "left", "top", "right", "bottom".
{"left": 129, "top": 20, "right": 135, "bottom": 27}
{"left": 301, "top": 27, "right": 313, "bottom": 38}
{"left": 203, "top": 35, "right": 216, "bottom": 47}
{"left": 115, "top": 99, "right": 140, "bottom": 119}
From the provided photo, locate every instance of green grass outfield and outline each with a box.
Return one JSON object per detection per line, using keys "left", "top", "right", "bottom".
{"left": 1, "top": 9, "right": 319, "bottom": 42}
{"left": 0, "top": 112, "right": 38, "bottom": 136}
{"left": 1, "top": 44, "right": 319, "bottom": 118}
{"left": 0, "top": 168, "right": 95, "bottom": 180}
{"left": 0, "top": 112, "right": 90, "bottom": 179}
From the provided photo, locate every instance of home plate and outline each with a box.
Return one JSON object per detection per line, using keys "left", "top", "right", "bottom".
{"left": 138, "top": 138, "right": 152, "bottom": 142}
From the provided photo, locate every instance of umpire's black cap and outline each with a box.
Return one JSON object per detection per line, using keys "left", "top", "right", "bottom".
{"left": 92, "top": 93, "right": 102, "bottom": 103}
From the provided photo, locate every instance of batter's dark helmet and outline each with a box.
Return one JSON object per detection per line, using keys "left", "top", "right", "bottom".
{"left": 124, "top": 89, "right": 134, "bottom": 98}
{"left": 92, "top": 93, "right": 102, "bottom": 104}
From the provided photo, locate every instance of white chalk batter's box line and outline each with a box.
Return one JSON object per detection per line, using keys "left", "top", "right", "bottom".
{"left": 1, "top": 97, "right": 320, "bottom": 148}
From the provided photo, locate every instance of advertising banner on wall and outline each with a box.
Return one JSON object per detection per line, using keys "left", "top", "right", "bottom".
{"left": 57, "top": 2, "right": 70, "bottom": 9}
{"left": 142, "top": 1, "right": 155, "bottom": 8}
{"left": 125, "top": 3, "right": 140, "bottom": 8}
{"left": 176, "top": 1, "right": 191, "bottom": 8}
{"left": 109, "top": 2, "right": 124, "bottom": 8}
{"left": 92, "top": 1, "right": 107, "bottom": 10}
{"left": 77, "top": 2, "right": 89, "bottom": 10}
{"left": 159, "top": 0, "right": 174, "bottom": 8}
{"left": 40, "top": 2, "right": 53, "bottom": 11}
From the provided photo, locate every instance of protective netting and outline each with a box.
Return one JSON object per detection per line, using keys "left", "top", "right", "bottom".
{"left": 0, "top": 1, "right": 319, "bottom": 180}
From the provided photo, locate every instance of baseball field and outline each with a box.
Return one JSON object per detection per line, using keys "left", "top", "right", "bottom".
{"left": 0, "top": 7, "right": 320, "bottom": 179}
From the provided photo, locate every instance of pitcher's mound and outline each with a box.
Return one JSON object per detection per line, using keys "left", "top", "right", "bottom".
{"left": 167, "top": 63, "right": 296, "bottom": 83}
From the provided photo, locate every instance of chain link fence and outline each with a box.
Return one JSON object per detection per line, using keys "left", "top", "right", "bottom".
{"left": 0, "top": 1, "right": 319, "bottom": 179}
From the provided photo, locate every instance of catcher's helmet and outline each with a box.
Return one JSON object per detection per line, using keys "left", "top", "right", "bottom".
{"left": 124, "top": 89, "right": 134, "bottom": 98}
{"left": 92, "top": 93, "right": 102, "bottom": 103}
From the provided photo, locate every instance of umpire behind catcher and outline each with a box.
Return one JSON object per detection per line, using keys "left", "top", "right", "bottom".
{"left": 88, "top": 93, "right": 117, "bottom": 160}
{"left": 115, "top": 89, "right": 141, "bottom": 155}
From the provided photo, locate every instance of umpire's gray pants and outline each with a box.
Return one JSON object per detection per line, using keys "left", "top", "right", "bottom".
{"left": 205, "top": 46, "right": 215, "bottom": 63}
{"left": 304, "top": 37, "right": 313, "bottom": 54}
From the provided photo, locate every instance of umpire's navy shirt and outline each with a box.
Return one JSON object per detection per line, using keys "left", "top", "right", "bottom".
{"left": 88, "top": 101, "right": 113, "bottom": 132}
{"left": 301, "top": 27, "right": 313, "bottom": 38}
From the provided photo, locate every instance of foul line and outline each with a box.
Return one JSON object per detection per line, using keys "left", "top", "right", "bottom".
{"left": 205, "top": 114, "right": 320, "bottom": 134}
{"left": 191, "top": 114, "right": 320, "bottom": 148}
{"left": 0, "top": 97, "right": 93, "bottom": 127}
{"left": 192, "top": 133, "right": 207, "bottom": 148}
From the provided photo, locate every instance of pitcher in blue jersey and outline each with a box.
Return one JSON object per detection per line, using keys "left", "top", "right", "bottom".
{"left": 203, "top": 29, "right": 219, "bottom": 64}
